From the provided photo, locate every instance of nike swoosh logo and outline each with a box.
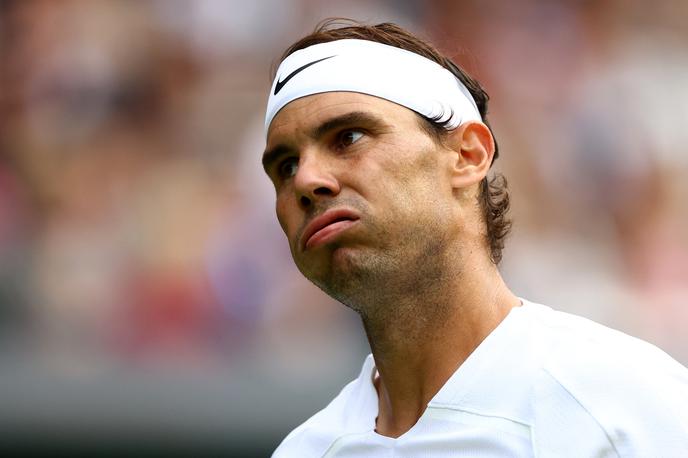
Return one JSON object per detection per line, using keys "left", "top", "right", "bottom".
{"left": 274, "top": 55, "right": 336, "bottom": 95}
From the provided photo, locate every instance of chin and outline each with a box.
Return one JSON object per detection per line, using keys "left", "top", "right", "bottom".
{"left": 308, "top": 248, "right": 387, "bottom": 305}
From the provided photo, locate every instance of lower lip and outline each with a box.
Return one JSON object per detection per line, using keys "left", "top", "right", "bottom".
{"left": 305, "top": 220, "right": 358, "bottom": 250}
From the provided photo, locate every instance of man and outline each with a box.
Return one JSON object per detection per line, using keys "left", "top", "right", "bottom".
{"left": 261, "top": 21, "right": 688, "bottom": 456}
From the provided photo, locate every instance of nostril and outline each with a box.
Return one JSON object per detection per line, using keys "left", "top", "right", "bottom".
{"left": 313, "top": 186, "right": 332, "bottom": 196}
{"left": 299, "top": 186, "right": 334, "bottom": 208}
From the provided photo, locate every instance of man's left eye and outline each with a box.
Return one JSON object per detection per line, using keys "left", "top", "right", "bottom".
{"left": 338, "top": 130, "right": 364, "bottom": 147}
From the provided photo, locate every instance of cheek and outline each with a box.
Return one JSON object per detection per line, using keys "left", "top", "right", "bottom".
{"left": 275, "top": 199, "right": 288, "bottom": 232}
{"left": 275, "top": 195, "right": 297, "bottom": 238}
{"left": 382, "top": 155, "right": 446, "bottom": 209}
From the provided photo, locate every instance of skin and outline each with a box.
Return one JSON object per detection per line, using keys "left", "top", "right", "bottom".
{"left": 263, "top": 92, "right": 521, "bottom": 438}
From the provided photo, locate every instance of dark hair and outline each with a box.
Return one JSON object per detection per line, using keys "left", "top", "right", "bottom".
{"left": 276, "top": 19, "right": 511, "bottom": 264}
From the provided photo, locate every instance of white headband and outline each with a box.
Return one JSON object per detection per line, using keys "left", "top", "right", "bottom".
{"left": 265, "top": 39, "right": 481, "bottom": 135}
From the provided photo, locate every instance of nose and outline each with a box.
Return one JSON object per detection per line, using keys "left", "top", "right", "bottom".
{"left": 293, "top": 153, "right": 341, "bottom": 209}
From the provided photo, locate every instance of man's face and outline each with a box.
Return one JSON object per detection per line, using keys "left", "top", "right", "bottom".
{"left": 263, "top": 92, "right": 459, "bottom": 307}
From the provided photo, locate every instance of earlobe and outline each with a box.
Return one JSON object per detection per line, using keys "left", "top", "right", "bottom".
{"left": 448, "top": 121, "right": 495, "bottom": 189}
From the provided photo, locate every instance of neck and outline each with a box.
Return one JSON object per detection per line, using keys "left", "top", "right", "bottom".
{"left": 360, "top": 249, "right": 520, "bottom": 438}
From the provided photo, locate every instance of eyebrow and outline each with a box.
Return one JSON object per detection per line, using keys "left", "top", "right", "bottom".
{"left": 262, "top": 111, "right": 386, "bottom": 172}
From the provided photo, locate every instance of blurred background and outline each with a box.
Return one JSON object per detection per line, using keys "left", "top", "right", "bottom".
{"left": 1, "top": 0, "right": 686, "bottom": 455}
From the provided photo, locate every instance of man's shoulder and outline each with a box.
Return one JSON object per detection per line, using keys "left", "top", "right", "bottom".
{"left": 523, "top": 300, "right": 688, "bottom": 455}
{"left": 272, "top": 381, "right": 357, "bottom": 457}
{"left": 272, "top": 355, "right": 376, "bottom": 457}
{"left": 523, "top": 300, "right": 687, "bottom": 384}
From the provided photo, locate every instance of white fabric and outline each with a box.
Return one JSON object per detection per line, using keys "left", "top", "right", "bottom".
{"left": 273, "top": 300, "right": 688, "bottom": 457}
{"left": 265, "top": 39, "right": 481, "bottom": 135}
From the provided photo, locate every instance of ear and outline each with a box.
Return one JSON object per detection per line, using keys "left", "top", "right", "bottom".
{"left": 445, "top": 121, "right": 495, "bottom": 190}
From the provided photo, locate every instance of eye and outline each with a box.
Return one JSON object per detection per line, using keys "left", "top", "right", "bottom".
{"left": 336, "top": 129, "right": 364, "bottom": 148}
{"left": 278, "top": 157, "right": 299, "bottom": 179}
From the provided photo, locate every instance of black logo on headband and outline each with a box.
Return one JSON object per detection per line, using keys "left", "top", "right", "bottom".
{"left": 274, "top": 55, "right": 336, "bottom": 95}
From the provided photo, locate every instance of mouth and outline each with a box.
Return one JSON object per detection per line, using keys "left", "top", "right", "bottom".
{"left": 301, "top": 209, "right": 360, "bottom": 251}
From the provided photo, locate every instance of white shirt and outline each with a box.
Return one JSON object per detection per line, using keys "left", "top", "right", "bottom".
{"left": 273, "top": 300, "right": 688, "bottom": 457}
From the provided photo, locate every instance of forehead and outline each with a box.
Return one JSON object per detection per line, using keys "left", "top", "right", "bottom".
{"left": 266, "top": 92, "right": 418, "bottom": 145}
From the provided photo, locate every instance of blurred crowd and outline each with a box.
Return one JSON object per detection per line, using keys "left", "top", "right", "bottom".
{"left": 1, "top": 0, "right": 687, "bottom": 450}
